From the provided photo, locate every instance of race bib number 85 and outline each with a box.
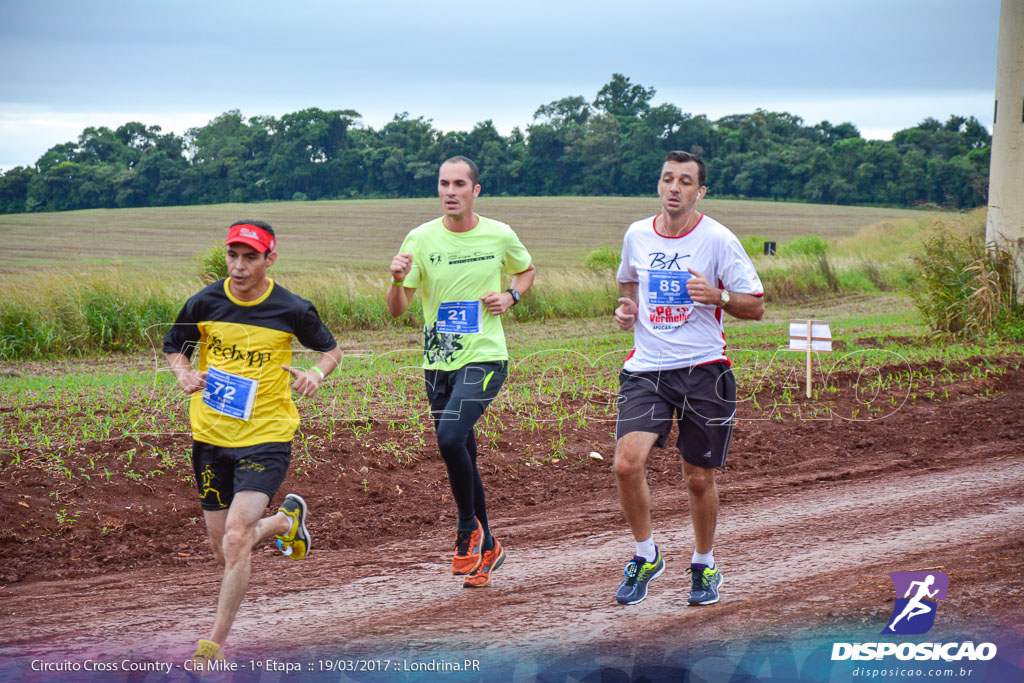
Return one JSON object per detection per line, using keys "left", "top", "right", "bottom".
{"left": 203, "top": 366, "right": 258, "bottom": 421}
{"left": 437, "top": 300, "right": 482, "bottom": 334}
{"left": 648, "top": 270, "right": 693, "bottom": 306}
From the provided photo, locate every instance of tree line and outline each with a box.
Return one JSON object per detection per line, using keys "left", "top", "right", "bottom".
{"left": 0, "top": 74, "right": 991, "bottom": 214}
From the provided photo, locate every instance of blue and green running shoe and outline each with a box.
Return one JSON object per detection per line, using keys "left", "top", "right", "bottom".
{"left": 687, "top": 563, "right": 723, "bottom": 605}
{"left": 615, "top": 548, "right": 664, "bottom": 605}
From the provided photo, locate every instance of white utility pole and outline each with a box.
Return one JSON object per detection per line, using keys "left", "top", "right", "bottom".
{"left": 986, "top": 0, "right": 1024, "bottom": 300}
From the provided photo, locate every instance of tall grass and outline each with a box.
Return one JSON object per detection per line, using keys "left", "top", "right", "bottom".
{"left": 0, "top": 210, "right": 992, "bottom": 359}
{"left": 513, "top": 270, "right": 617, "bottom": 322}
{"left": 0, "top": 270, "right": 187, "bottom": 358}
{"left": 279, "top": 269, "right": 616, "bottom": 329}
{"left": 0, "top": 268, "right": 618, "bottom": 359}
{"left": 911, "top": 218, "right": 1022, "bottom": 340}
{"left": 583, "top": 247, "right": 620, "bottom": 272}
{"left": 778, "top": 235, "right": 830, "bottom": 258}
{"left": 744, "top": 211, "right": 989, "bottom": 299}
{"left": 195, "top": 243, "right": 228, "bottom": 283}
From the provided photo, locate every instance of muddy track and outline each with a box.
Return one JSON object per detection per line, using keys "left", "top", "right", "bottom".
{"left": 0, "top": 361, "right": 1022, "bottom": 676}
{"left": 2, "top": 458, "right": 1021, "bottom": 665}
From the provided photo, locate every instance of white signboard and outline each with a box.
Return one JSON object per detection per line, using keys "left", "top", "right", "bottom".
{"left": 788, "top": 319, "right": 833, "bottom": 398}
{"left": 788, "top": 321, "right": 833, "bottom": 352}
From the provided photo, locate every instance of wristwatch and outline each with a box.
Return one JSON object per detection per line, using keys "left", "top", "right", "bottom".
{"left": 719, "top": 289, "right": 731, "bottom": 307}
{"left": 505, "top": 288, "right": 521, "bottom": 306}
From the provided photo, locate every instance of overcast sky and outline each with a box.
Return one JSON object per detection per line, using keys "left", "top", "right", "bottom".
{"left": 0, "top": 0, "right": 1001, "bottom": 170}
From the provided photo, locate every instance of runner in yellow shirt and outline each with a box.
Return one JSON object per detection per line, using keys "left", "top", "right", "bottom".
{"left": 163, "top": 220, "right": 341, "bottom": 667}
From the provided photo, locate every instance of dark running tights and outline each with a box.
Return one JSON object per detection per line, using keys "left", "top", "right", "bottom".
{"left": 425, "top": 362, "right": 507, "bottom": 537}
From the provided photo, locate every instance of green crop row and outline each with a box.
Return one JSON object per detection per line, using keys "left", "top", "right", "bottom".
{"left": 3, "top": 303, "right": 1021, "bottom": 480}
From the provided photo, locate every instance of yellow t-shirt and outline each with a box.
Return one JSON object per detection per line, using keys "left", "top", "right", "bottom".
{"left": 163, "top": 279, "right": 337, "bottom": 447}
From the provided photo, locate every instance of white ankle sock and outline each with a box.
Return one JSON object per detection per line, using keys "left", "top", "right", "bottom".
{"left": 692, "top": 549, "right": 715, "bottom": 568}
{"left": 636, "top": 536, "right": 657, "bottom": 563}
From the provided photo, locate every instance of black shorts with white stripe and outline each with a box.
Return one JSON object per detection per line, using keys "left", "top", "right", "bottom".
{"left": 615, "top": 361, "right": 736, "bottom": 468}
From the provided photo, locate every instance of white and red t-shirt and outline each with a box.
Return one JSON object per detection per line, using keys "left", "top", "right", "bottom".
{"left": 616, "top": 213, "right": 763, "bottom": 372}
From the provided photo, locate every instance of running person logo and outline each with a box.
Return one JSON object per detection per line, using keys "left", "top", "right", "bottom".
{"left": 200, "top": 466, "right": 226, "bottom": 509}
{"left": 832, "top": 571, "right": 997, "bottom": 662}
{"left": 881, "top": 571, "right": 949, "bottom": 635}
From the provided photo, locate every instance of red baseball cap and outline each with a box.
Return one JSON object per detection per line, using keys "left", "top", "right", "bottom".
{"left": 225, "top": 223, "right": 276, "bottom": 253}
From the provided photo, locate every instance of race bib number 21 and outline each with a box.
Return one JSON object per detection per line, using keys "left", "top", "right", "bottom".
{"left": 437, "top": 300, "right": 482, "bottom": 334}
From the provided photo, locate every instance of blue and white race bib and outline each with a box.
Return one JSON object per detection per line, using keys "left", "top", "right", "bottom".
{"left": 648, "top": 270, "right": 693, "bottom": 306}
{"left": 437, "top": 300, "right": 482, "bottom": 334}
{"left": 203, "top": 366, "right": 258, "bottom": 421}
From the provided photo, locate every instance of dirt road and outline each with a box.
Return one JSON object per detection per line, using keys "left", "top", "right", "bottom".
{"left": 1, "top": 359, "right": 1022, "bottom": 681}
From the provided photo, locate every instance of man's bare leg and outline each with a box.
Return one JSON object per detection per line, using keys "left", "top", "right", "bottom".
{"left": 203, "top": 509, "right": 228, "bottom": 566}
{"left": 614, "top": 431, "right": 660, "bottom": 541}
{"left": 207, "top": 491, "right": 291, "bottom": 646}
{"left": 683, "top": 461, "right": 718, "bottom": 555}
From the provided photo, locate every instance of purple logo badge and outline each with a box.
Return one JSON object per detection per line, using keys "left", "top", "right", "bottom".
{"left": 881, "top": 571, "right": 949, "bottom": 635}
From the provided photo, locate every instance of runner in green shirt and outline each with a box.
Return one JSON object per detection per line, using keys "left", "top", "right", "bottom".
{"left": 387, "top": 156, "right": 535, "bottom": 587}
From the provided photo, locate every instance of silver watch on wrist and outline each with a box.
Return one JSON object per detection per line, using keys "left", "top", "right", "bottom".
{"left": 719, "top": 289, "right": 731, "bottom": 307}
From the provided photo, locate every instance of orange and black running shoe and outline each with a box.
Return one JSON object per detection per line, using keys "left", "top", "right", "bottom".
{"left": 451, "top": 518, "right": 483, "bottom": 575}
{"left": 464, "top": 538, "right": 505, "bottom": 588}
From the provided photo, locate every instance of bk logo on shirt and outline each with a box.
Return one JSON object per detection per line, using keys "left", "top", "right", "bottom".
{"left": 648, "top": 252, "right": 690, "bottom": 270}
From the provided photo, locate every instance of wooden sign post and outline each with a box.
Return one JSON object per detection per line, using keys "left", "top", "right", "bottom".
{"left": 788, "top": 320, "right": 832, "bottom": 398}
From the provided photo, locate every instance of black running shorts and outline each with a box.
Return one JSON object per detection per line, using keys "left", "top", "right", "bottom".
{"left": 424, "top": 361, "right": 508, "bottom": 422}
{"left": 615, "top": 361, "right": 736, "bottom": 468}
{"left": 191, "top": 441, "right": 291, "bottom": 510}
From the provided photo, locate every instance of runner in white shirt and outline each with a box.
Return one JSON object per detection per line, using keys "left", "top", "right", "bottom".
{"left": 612, "top": 151, "right": 764, "bottom": 606}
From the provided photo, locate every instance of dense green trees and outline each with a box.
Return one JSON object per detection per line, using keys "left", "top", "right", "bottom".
{"left": 0, "top": 74, "right": 991, "bottom": 214}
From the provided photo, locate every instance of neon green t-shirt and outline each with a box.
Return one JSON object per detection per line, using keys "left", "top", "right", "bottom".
{"left": 400, "top": 215, "right": 533, "bottom": 371}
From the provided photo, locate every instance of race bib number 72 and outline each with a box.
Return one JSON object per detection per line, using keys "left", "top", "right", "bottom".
{"left": 203, "top": 366, "right": 258, "bottom": 421}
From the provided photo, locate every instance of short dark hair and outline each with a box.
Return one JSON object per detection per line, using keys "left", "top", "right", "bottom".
{"left": 664, "top": 151, "right": 707, "bottom": 187}
{"left": 441, "top": 156, "right": 480, "bottom": 185}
